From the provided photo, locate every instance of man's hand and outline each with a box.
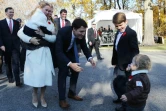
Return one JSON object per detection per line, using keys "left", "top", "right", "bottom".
{"left": 35, "top": 29, "right": 44, "bottom": 37}
{"left": 89, "top": 58, "right": 96, "bottom": 67}
{"left": 69, "top": 63, "right": 83, "bottom": 72}
{"left": 120, "top": 95, "right": 127, "bottom": 102}
{"left": 52, "top": 30, "right": 56, "bottom": 35}
{"left": 0, "top": 46, "right": 5, "bottom": 52}
{"left": 30, "top": 37, "right": 40, "bottom": 45}
{"left": 89, "top": 41, "right": 92, "bottom": 46}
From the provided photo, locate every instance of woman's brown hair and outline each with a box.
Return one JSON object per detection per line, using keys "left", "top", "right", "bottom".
{"left": 27, "top": 1, "right": 50, "bottom": 19}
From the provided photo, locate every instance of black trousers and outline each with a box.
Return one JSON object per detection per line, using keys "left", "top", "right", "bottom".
{"left": 0, "top": 49, "right": 3, "bottom": 73}
{"left": 89, "top": 41, "right": 101, "bottom": 59}
{"left": 113, "top": 67, "right": 131, "bottom": 99}
{"left": 58, "top": 66, "right": 79, "bottom": 100}
{"left": 4, "top": 49, "right": 20, "bottom": 84}
{"left": 20, "top": 48, "right": 26, "bottom": 71}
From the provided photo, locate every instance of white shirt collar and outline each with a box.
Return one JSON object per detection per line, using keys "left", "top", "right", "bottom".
{"left": 132, "top": 70, "right": 149, "bottom": 76}
{"left": 6, "top": 18, "right": 12, "bottom": 23}
{"left": 72, "top": 31, "right": 75, "bottom": 39}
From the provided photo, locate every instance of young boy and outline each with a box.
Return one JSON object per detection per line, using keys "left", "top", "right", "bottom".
{"left": 112, "top": 12, "right": 139, "bottom": 104}
{"left": 119, "top": 54, "right": 151, "bottom": 111}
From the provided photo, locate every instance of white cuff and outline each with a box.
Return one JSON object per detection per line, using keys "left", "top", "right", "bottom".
{"left": 67, "top": 62, "right": 72, "bottom": 66}
{"left": 88, "top": 57, "right": 93, "bottom": 62}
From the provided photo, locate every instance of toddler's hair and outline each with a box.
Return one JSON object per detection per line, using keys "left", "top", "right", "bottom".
{"left": 133, "top": 54, "right": 151, "bottom": 70}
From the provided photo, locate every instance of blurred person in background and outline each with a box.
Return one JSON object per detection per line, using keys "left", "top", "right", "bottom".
{"left": 0, "top": 7, "right": 22, "bottom": 86}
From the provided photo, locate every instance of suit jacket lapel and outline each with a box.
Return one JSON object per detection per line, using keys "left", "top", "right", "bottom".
{"left": 118, "top": 26, "right": 129, "bottom": 43}
{"left": 12, "top": 19, "right": 15, "bottom": 34}
{"left": 58, "top": 18, "right": 61, "bottom": 29}
{"left": 4, "top": 19, "right": 11, "bottom": 33}
{"left": 66, "top": 27, "right": 72, "bottom": 48}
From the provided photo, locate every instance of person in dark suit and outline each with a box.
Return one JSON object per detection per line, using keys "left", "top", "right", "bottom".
{"left": 54, "top": 9, "right": 71, "bottom": 31}
{"left": 87, "top": 22, "right": 103, "bottom": 60}
{"left": 111, "top": 12, "right": 139, "bottom": 111}
{"left": 0, "top": 7, "right": 22, "bottom": 86}
{"left": 54, "top": 9, "right": 73, "bottom": 76}
{"left": 55, "top": 18, "right": 96, "bottom": 109}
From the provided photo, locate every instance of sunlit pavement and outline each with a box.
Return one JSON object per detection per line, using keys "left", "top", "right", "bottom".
{"left": 0, "top": 49, "right": 166, "bottom": 111}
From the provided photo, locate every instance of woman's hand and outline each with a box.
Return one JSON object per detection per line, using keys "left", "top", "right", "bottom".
{"left": 29, "top": 37, "right": 40, "bottom": 45}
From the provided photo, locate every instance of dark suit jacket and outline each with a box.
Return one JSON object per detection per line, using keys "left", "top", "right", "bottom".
{"left": 54, "top": 18, "right": 71, "bottom": 31}
{"left": 111, "top": 26, "right": 139, "bottom": 70}
{"left": 55, "top": 26, "right": 91, "bottom": 68}
{"left": 87, "top": 28, "right": 100, "bottom": 45}
{"left": 0, "top": 19, "right": 20, "bottom": 53}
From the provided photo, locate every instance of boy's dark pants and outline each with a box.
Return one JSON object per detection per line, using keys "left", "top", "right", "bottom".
{"left": 126, "top": 104, "right": 145, "bottom": 111}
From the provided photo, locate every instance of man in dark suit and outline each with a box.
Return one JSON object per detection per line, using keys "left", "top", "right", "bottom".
{"left": 111, "top": 12, "right": 139, "bottom": 111}
{"left": 54, "top": 9, "right": 71, "bottom": 31}
{"left": 55, "top": 18, "right": 96, "bottom": 109}
{"left": 0, "top": 7, "right": 22, "bottom": 87}
{"left": 87, "top": 22, "right": 103, "bottom": 60}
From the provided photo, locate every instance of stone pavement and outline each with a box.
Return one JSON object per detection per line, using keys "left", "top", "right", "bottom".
{"left": 0, "top": 49, "right": 166, "bottom": 111}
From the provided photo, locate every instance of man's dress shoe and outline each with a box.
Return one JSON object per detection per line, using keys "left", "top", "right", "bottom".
{"left": 8, "top": 78, "right": 14, "bottom": 83}
{"left": 68, "top": 94, "right": 83, "bottom": 101}
{"left": 16, "top": 82, "right": 23, "bottom": 87}
{"left": 98, "top": 57, "right": 104, "bottom": 60}
{"left": 59, "top": 100, "right": 70, "bottom": 109}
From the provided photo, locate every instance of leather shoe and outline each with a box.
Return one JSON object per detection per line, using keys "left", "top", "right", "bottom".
{"left": 16, "top": 82, "right": 23, "bottom": 87}
{"left": 68, "top": 94, "right": 83, "bottom": 101}
{"left": 113, "top": 99, "right": 122, "bottom": 104}
{"left": 59, "top": 100, "right": 70, "bottom": 109}
{"left": 9, "top": 78, "right": 14, "bottom": 83}
{"left": 98, "top": 57, "right": 104, "bottom": 60}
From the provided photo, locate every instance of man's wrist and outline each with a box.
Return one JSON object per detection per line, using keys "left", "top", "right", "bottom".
{"left": 67, "top": 62, "right": 72, "bottom": 66}
{"left": 88, "top": 57, "right": 93, "bottom": 62}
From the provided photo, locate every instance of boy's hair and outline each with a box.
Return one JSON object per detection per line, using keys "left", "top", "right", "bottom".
{"left": 5, "top": 7, "right": 13, "bottom": 12}
{"left": 72, "top": 18, "right": 87, "bottom": 30}
{"left": 133, "top": 54, "right": 151, "bottom": 70}
{"left": 112, "top": 12, "right": 126, "bottom": 24}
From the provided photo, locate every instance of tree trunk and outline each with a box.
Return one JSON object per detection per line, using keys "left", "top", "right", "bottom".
{"left": 142, "top": 0, "right": 155, "bottom": 45}
{"left": 114, "top": 0, "right": 116, "bottom": 9}
{"left": 117, "top": 0, "right": 121, "bottom": 9}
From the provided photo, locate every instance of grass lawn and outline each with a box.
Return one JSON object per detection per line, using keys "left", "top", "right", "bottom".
{"left": 100, "top": 39, "right": 166, "bottom": 51}
{"left": 139, "top": 39, "right": 166, "bottom": 51}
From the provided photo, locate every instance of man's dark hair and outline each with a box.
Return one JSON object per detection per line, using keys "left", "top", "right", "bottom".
{"left": 60, "top": 9, "right": 67, "bottom": 14}
{"left": 5, "top": 7, "right": 13, "bottom": 12}
{"left": 72, "top": 18, "right": 87, "bottom": 29}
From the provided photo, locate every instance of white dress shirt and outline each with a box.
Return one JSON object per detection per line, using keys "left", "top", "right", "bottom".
{"left": 6, "top": 18, "right": 13, "bottom": 31}
{"left": 115, "top": 32, "right": 123, "bottom": 51}
{"left": 67, "top": 32, "right": 92, "bottom": 66}
{"left": 60, "top": 18, "right": 65, "bottom": 28}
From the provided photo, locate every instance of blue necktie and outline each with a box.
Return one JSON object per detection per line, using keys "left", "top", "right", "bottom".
{"left": 74, "top": 39, "right": 79, "bottom": 63}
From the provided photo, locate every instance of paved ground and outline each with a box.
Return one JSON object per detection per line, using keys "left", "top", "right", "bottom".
{"left": 0, "top": 49, "right": 166, "bottom": 111}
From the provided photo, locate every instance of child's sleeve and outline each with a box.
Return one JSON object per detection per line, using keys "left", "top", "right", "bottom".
{"left": 17, "top": 26, "right": 32, "bottom": 43}
{"left": 31, "top": 10, "right": 52, "bottom": 35}
{"left": 125, "top": 79, "right": 144, "bottom": 101}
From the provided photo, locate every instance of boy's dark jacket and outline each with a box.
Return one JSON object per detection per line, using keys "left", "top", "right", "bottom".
{"left": 111, "top": 26, "right": 139, "bottom": 70}
{"left": 125, "top": 73, "right": 151, "bottom": 107}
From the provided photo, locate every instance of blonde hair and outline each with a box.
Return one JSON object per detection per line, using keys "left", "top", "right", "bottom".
{"left": 27, "top": 1, "right": 50, "bottom": 18}
{"left": 113, "top": 12, "right": 126, "bottom": 24}
{"left": 133, "top": 54, "right": 151, "bottom": 70}
{"left": 49, "top": 5, "right": 57, "bottom": 28}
